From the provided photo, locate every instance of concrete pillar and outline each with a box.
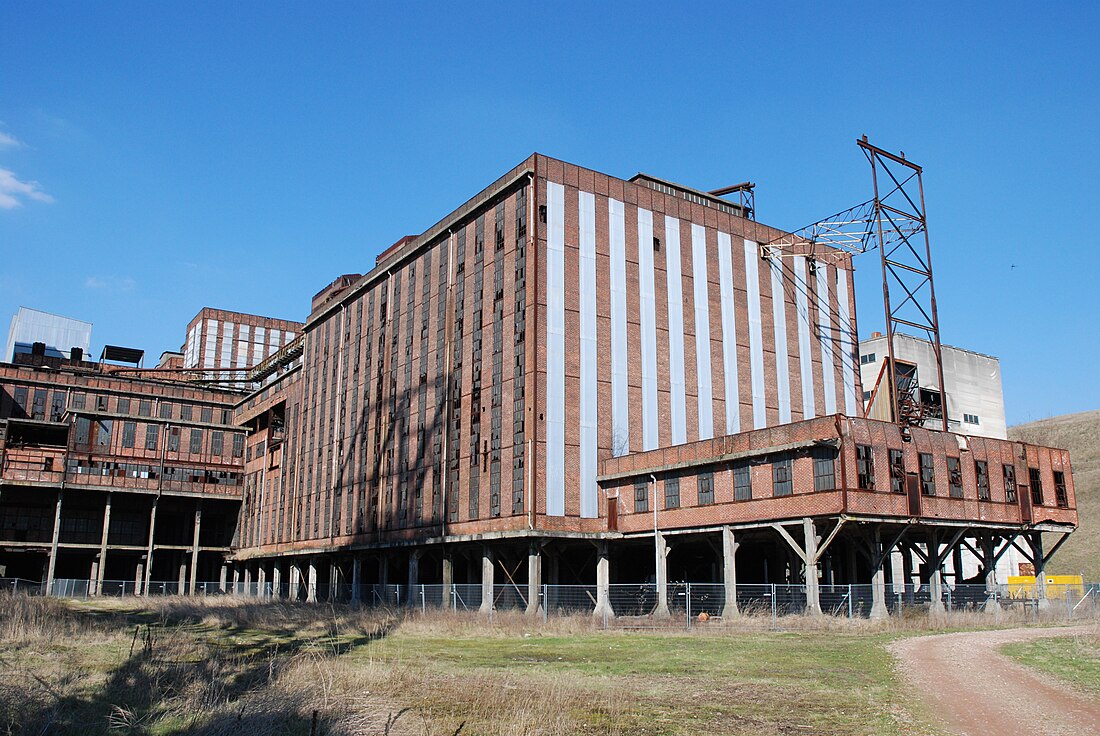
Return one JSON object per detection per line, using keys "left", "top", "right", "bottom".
{"left": 178, "top": 561, "right": 187, "bottom": 593}
{"left": 90, "top": 560, "right": 100, "bottom": 596}
{"left": 721, "top": 526, "right": 740, "bottom": 617}
{"left": 272, "top": 562, "right": 282, "bottom": 599}
{"left": 288, "top": 563, "right": 301, "bottom": 601}
{"left": 143, "top": 497, "right": 158, "bottom": 596}
{"left": 902, "top": 546, "right": 914, "bottom": 604}
{"left": 442, "top": 553, "right": 454, "bottom": 591}
{"left": 654, "top": 531, "right": 671, "bottom": 618}
{"left": 407, "top": 550, "right": 421, "bottom": 607}
{"left": 97, "top": 492, "right": 112, "bottom": 596}
{"left": 593, "top": 542, "right": 613, "bottom": 620}
{"left": 135, "top": 562, "right": 144, "bottom": 596}
{"left": 803, "top": 518, "right": 821, "bottom": 615}
{"left": 351, "top": 557, "right": 362, "bottom": 604}
{"left": 243, "top": 565, "right": 252, "bottom": 596}
{"left": 982, "top": 537, "right": 1001, "bottom": 613}
{"left": 928, "top": 531, "right": 945, "bottom": 613}
{"left": 870, "top": 528, "right": 888, "bottom": 620}
{"left": 189, "top": 504, "right": 201, "bottom": 595}
{"left": 45, "top": 489, "right": 63, "bottom": 594}
{"left": 525, "top": 544, "right": 542, "bottom": 616}
{"left": 329, "top": 560, "right": 340, "bottom": 602}
{"left": 479, "top": 546, "right": 494, "bottom": 613}
{"left": 257, "top": 565, "right": 267, "bottom": 598}
{"left": 306, "top": 559, "right": 318, "bottom": 603}
{"left": 219, "top": 562, "right": 228, "bottom": 594}
{"left": 231, "top": 566, "right": 240, "bottom": 595}
{"left": 1033, "top": 533, "right": 1048, "bottom": 607}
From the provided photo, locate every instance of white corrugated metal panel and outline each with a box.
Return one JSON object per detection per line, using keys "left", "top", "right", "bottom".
{"left": 4, "top": 307, "right": 92, "bottom": 362}
{"left": 545, "top": 181, "right": 566, "bottom": 516}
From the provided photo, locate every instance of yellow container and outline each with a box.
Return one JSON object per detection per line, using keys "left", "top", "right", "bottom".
{"left": 1007, "top": 574, "right": 1084, "bottom": 599}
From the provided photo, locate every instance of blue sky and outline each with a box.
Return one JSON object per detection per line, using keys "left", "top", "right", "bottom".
{"left": 1, "top": 2, "right": 1096, "bottom": 424}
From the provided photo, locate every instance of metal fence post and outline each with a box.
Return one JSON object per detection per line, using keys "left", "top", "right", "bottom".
{"left": 542, "top": 584, "right": 548, "bottom": 624}
{"left": 686, "top": 582, "right": 692, "bottom": 631}
{"left": 848, "top": 584, "right": 853, "bottom": 619}
{"left": 421, "top": 585, "right": 426, "bottom": 614}
{"left": 771, "top": 584, "right": 777, "bottom": 629}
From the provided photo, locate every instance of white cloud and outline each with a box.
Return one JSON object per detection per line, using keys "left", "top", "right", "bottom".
{"left": 0, "top": 167, "right": 54, "bottom": 209}
{"left": 85, "top": 275, "right": 137, "bottom": 292}
{"left": 0, "top": 131, "right": 20, "bottom": 148}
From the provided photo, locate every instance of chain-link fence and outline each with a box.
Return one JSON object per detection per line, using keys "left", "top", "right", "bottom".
{"left": 13, "top": 577, "right": 1100, "bottom": 623}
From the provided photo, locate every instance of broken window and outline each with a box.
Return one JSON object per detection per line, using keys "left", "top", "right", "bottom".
{"left": 122, "top": 421, "right": 136, "bottom": 449}
{"left": 813, "top": 448, "right": 835, "bottom": 491}
{"left": 698, "top": 472, "right": 714, "bottom": 505}
{"left": 856, "top": 445, "right": 875, "bottom": 490}
{"left": 1029, "top": 467, "right": 1043, "bottom": 505}
{"left": 772, "top": 456, "right": 793, "bottom": 497}
{"left": 232, "top": 434, "right": 244, "bottom": 458}
{"left": 733, "top": 463, "right": 752, "bottom": 501}
{"left": 1003, "top": 464, "right": 1017, "bottom": 503}
{"left": 889, "top": 449, "right": 906, "bottom": 494}
{"left": 1053, "top": 471, "right": 1068, "bottom": 508}
{"left": 189, "top": 429, "right": 203, "bottom": 454}
{"left": 919, "top": 453, "right": 935, "bottom": 496}
{"left": 664, "top": 476, "right": 680, "bottom": 509}
{"left": 975, "top": 460, "right": 990, "bottom": 501}
{"left": 634, "top": 480, "right": 648, "bottom": 513}
{"left": 168, "top": 427, "right": 180, "bottom": 452}
{"left": 947, "top": 457, "right": 963, "bottom": 498}
{"left": 145, "top": 424, "right": 158, "bottom": 451}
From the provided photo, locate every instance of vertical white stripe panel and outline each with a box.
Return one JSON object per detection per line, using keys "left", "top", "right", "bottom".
{"left": 203, "top": 319, "right": 218, "bottom": 368}
{"left": 220, "top": 323, "right": 234, "bottom": 367}
{"left": 690, "top": 224, "right": 713, "bottom": 440}
{"left": 545, "top": 181, "right": 567, "bottom": 516}
{"left": 794, "top": 256, "right": 816, "bottom": 419}
{"left": 770, "top": 259, "right": 792, "bottom": 424}
{"left": 664, "top": 216, "right": 687, "bottom": 445}
{"left": 237, "top": 325, "right": 251, "bottom": 367}
{"left": 253, "top": 326, "right": 266, "bottom": 365}
{"left": 744, "top": 239, "right": 767, "bottom": 429}
{"left": 836, "top": 268, "right": 858, "bottom": 416}
{"left": 578, "top": 191, "right": 598, "bottom": 519}
{"left": 717, "top": 232, "right": 740, "bottom": 434}
{"left": 637, "top": 209, "right": 659, "bottom": 451}
{"left": 816, "top": 262, "right": 837, "bottom": 415}
{"left": 608, "top": 198, "right": 630, "bottom": 456}
{"left": 185, "top": 327, "right": 197, "bottom": 368}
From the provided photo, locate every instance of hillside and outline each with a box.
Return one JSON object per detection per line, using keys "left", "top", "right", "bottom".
{"left": 1009, "top": 409, "right": 1100, "bottom": 580}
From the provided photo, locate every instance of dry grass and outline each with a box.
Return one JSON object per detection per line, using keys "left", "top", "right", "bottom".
{"left": 12, "top": 592, "right": 1091, "bottom": 735}
{"left": 1009, "top": 408, "right": 1100, "bottom": 579}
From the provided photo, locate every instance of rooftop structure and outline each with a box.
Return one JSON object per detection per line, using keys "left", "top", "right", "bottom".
{"left": 4, "top": 307, "right": 92, "bottom": 363}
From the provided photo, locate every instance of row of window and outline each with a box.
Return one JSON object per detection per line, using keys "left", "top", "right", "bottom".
{"left": 2, "top": 386, "right": 233, "bottom": 425}
{"left": 632, "top": 449, "right": 837, "bottom": 512}
{"left": 854, "top": 444, "right": 1069, "bottom": 507}
{"left": 72, "top": 417, "right": 245, "bottom": 457}
{"left": 66, "top": 458, "right": 241, "bottom": 486}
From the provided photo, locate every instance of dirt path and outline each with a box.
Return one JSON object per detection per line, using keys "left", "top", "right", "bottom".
{"left": 889, "top": 625, "right": 1100, "bottom": 735}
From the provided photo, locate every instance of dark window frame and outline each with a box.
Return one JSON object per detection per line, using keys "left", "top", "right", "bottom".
{"left": 1003, "top": 464, "right": 1017, "bottom": 503}
{"left": 889, "top": 449, "right": 906, "bottom": 494}
{"left": 975, "top": 460, "right": 990, "bottom": 501}
{"left": 698, "top": 472, "right": 714, "bottom": 505}
{"left": 1029, "top": 467, "right": 1043, "bottom": 505}
{"left": 919, "top": 453, "right": 935, "bottom": 496}
{"left": 772, "top": 456, "right": 793, "bottom": 497}
{"left": 947, "top": 457, "right": 963, "bottom": 498}
{"left": 664, "top": 476, "right": 680, "bottom": 510}
{"left": 813, "top": 448, "right": 835, "bottom": 492}
{"left": 856, "top": 445, "right": 875, "bottom": 490}
{"left": 634, "top": 481, "right": 649, "bottom": 514}
{"left": 733, "top": 462, "right": 752, "bottom": 501}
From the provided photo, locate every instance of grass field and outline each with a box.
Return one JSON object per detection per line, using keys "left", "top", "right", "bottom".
{"left": 1009, "top": 409, "right": 1100, "bottom": 580}
{"left": 1002, "top": 632, "right": 1100, "bottom": 696}
{"left": 0, "top": 594, "right": 956, "bottom": 736}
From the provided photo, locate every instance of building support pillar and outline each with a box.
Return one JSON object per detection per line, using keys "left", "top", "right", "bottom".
{"left": 178, "top": 561, "right": 188, "bottom": 593}
{"left": 928, "top": 531, "right": 945, "bottom": 613}
{"left": 96, "top": 492, "right": 112, "bottom": 596}
{"left": 1032, "top": 532, "right": 1048, "bottom": 608}
{"left": 593, "top": 542, "right": 613, "bottom": 620}
{"left": 135, "top": 562, "right": 144, "bottom": 596}
{"left": 803, "top": 518, "right": 821, "bottom": 615}
{"left": 306, "top": 558, "right": 318, "bottom": 603}
{"left": 407, "top": 550, "right": 421, "bottom": 607}
{"left": 45, "top": 489, "right": 63, "bottom": 594}
{"left": 902, "top": 545, "right": 914, "bottom": 604}
{"left": 479, "top": 546, "right": 494, "bottom": 614}
{"left": 982, "top": 536, "right": 1001, "bottom": 613}
{"left": 870, "top": 528, "right": 888, "bottom": 620}
{"left": 289, "top": 562, "right": 301, "bottom": 601}
{"left": 721, "top": 526, "right": 740, "bottom": 618}
{"left": 351, "top": 556, "right": 362, "bottom": 604}
{"left": 189, "top": 503, "right": 202, "bottom": 595}
{"left": 143, "top": 497, "right": 158, "bottom": 596}
{"left": 441, "top": 552, "right": 454, "bottom": 603}
{"left": 272, "top": 562, "right": 282, "bottom": 599}
{"left": 526, "top": 544, "right": 542, "bottom": 616}
{"left": 243, "top": 564, "right": 252, "bottom": 596}
{"left": 654, "top": 531, "right": 671, "bottom": 618}
{"left": 219, "top": 561, "right": 228, "bottom": 594}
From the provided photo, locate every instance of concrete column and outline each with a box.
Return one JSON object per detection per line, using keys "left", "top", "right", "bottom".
{"left": 272, "top": 562, "right": 283, "bottom": 599}
{"left": 243, "top": 565, "right": 253, "bottom": 596}
{"left": 306, "top": 559, "right": 318, "bottom": 603}
{"left": 479, "top": 546, "right": 494, "bottom": 613}
{"left": 143, "top": 497, "right": 158, "bottom": 596}
{"left": 928, "top": 531, "right": 945, "bottom": 613}
{"left": 902, "top": 546, "right": 914, "bottom": 603}
{"left": 407, "top": 550, "right": 421, "bottom": 607}
{"left": 45, "top": 489, "right": 63, "bottom": 594}
{"left": 135, "top": 562, "right": 144, "bottom": 596}
{"left": 441, "top": 553, "right": 454, "bottom": 592}
{"left": 870, "top": 528, "right": 888, "bottom": 620}
{"left": 803, "top": 518, "right": 821, "bottom": 615}
{"left": 982, "top": 537, "right": 1001, "bottom": 613}
{"left": 1032, "top": 533, "right": 1048, "bottom": 607}
{"left": 654, "top": 531, "right": 670, "bottom": 618}
{"left": 178, "top": 561, "right": 187, "bottom": 593}
{"left": 257, "top": 565, "right": 267, "bottom": 598}
{"left": 329, "top": 560, "right": 340, "bottom": 602}
{"left": 90, "top": 560, "right": 100, "bottom": 596}
{"left": 593, "top": 542, "right": 613, "bottom": 620}
{"left": 97, "top": 492, "right": 112, "bottom": 596}
{"left": 219, "top": 562, "right": 228, "bottom": 593}
{"left": 231, "top": 566, "right": 240, "bottom": 595}
{"left": 350, "top": 557, "right": 362, "bottom": 604}
{"left": 721, "top": 526, "right": 740, "bottom": 617}
{"left": 189, "top": 504, "right": 202, "bottom": 595}
{"left": 525, "top": 544, "right": 542, "bottom": 616}
{"left": 289, "top": 563, "right": 301, "bottom": 601}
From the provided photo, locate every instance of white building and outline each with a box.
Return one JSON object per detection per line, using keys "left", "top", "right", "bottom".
{"left": 859, "top": 332, "right": 1007, "bottom": 440}
{"left": 3, "top": 307, "right": 92, "bottom": 363}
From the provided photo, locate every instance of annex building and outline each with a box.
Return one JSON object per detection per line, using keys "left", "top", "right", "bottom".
{"left": 0, "top": 151, "right": 1079, "bottom": 616}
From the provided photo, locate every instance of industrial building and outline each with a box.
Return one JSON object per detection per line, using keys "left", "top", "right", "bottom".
{"left": 0, "top": 143, "right": 1079, "bottom": 615}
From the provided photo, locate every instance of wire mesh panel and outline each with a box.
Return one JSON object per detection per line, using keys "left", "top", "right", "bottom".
{"left": 451, "top": 584, "right": 483, "bottom": 611}
{"left": 609, "top": 583, "right": 657, "bottom": 617}
{"left": 99, "top": 580, "right": 137, "bottom": 596}
{"left": 680, "top": 583, "right": 725, "bottom": 617}
{"left": 492, "top": 583, "right": 528, "bottom": 611}
{"left": 544, "top": 584, "right": 597, "bottom": 615}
